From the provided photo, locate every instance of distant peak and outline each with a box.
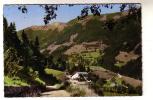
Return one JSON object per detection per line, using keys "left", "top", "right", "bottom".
{"left": 25, "top": 22, "right": 67, "bottom": 31}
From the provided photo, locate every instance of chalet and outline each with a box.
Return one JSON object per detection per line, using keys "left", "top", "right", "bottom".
{"left": 71, "top": 72, "right": 88, "bottom": 81}
{"left": 82, "top": 41, "right": 107, "bottom": 51}
{"left": 82, "top": 41, "right": 100, "bottom": 51}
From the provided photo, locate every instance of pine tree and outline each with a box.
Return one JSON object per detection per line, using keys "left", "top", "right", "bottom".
{"left": 34, "top": 36, "right": 39, "bottom": 50}
{"left": 10, "top": 23, "right": 21, "bottom": 50}
{"left": 4, "top": 18, "right": 22, "bottom": 76}
{"left": 22, "top": 30, "right": 29, "bottom": 46}
{"left": 4, "top": 19, "right": 21, "bottom": 53}
{"left": 4, "top": 17, "right": 9, "bottom": 51}
{"left": 3, "top": 17, "right": 8, "bottom": 33}
{"left": 21, "top": 30, "right": 32, "bottom": 67}
{"left": 33, "top": 36, "right": 41, "bottom": 59}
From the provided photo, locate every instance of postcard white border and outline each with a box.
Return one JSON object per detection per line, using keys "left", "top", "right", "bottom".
{"left": 1, "top": 0, "right": 153, "bottom": 100}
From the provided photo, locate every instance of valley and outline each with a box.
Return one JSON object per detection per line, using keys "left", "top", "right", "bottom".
{"left": 4, "top": 5, "right": 142, "bottom": 97}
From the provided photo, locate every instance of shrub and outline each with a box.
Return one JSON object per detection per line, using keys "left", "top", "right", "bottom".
{"left": 35, "top": 78, "right": 45, "bottom": 85}
{"left": 60, "top": 81, "right": 70, "bottom": 89}
{"left": 4, "top": 76, "right": 29, "bottom": 86}
{"left": 66, "top": 85, "right": 86, "bottom": 96}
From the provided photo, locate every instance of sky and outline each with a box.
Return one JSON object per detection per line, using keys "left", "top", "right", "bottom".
{"left": 3, "top": 4, "right": 122, "bottom": 31}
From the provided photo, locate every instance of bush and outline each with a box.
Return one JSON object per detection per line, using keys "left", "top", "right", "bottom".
{"left": 126, "top": 84, "right": 142, "bottom": 95}
{"left": 35, "top": 78, "right": 45, "bottom": 85}
{"left": 4, "top": 48, "right": 23, "bottom": 76}
{"left": 66, "top": 85, "right": 86, "bottom": 96}
{"left": 60, "top": 81, "right": 70, "bottom": 89}
{"left": 135, "top": 86, "right": 142, "bottom": 95}
{"left": 4, "top": 76, "right": 29, "bottom": 86}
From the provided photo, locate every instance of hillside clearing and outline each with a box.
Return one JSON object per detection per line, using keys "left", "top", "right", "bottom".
{"left": 44, "top": 68, "right": 65, "bottom": 79}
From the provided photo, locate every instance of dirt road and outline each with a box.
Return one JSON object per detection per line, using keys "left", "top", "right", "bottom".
{"left": 74, "top": 84, "right": 98, "bottom": 96}
{"left": 40, "top": 90, "right": 70, "bottom": 97}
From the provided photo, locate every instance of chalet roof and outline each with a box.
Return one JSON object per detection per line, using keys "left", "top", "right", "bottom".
{"left": 74, "top": 72, "right": 88, "bottom": 75}
{"left": 82, "top": 41, "right": 100, "bottom": 45}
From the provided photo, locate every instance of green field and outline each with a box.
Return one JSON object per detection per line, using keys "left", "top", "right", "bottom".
{"left": 4, "top": 76, "right": 29, "bottom": 86}
{"left": 81, "top": 50, "right": 102, "bottom": 59}
{"left": 44, "top": 68, "right": 64, "bottom": 79}
{"left": 68, "top": 50, "right": 102, "bottom": 67}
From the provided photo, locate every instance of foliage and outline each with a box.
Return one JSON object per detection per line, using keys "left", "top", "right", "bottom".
{"left": 51, "top": 46, "right": 70, "bottom": 57}
{"left": 119, "top": 57, "right": 142, "bottom": 80}
{"left": 42, "top": 5, "right": 58, "bottom": 25}
{"left": 16, "top": 12, "right": 119, "bottom": 48}
{"left": 4, "top": 21, "right": 21, "bottom": 52}
{"left": 67, "top": 51, "right": 102, "bottom": 74}
{"left": 89, "top": 72, "right": 142, "bottom": 96}
{"left": 89, "top": 74, "right": 142, "bottom": 96}
{"left": 4, "top": 5, "right": 142, "bottom": 88}
{"left": 88, "top": 74, "right": 105, "bottom": 96}
{"left": 18, "top": 8, "right": 141, "bottom": 54}
{"left": 114, "top": 62, "right": 126, "bottom": 68}
{"left": 43, "top": 67, "right": 65, "bottom": 85}
{"left": 4, "top": 17, "right": 51, "bottom": 86}
{"left": 35, "top": 78, "right": 45, "bottom": 85}
{"left": 103, "top": 91, "right": 139, "bottom": 96}
{"left": 67, "top": 54, "right": 88, "bottom": 74}
{"left": 4, "top": 47, "right": 22, "bottom": 76}
{"left": 66, "top": 85, "right": 86, "bottom": 96}
{"left": 17, "top": 4, "right": 140, "bottom": 25}
{"left": 101, "top": 9, "right": 141, "bottom": 78}
{"left": 4, "top": 76, "right": 29, "bottom": 86}
{"left": 46, "top": 56, "right": 67, "bottom": 71}
{"left": 44, "top": 68, "right": 64, "bottom": 79}
{"left": 59, "top": 81, "right": 70, "bottom": 89}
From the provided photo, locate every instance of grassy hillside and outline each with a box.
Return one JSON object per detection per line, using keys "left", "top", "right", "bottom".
{"left": 18, "top": 28, "right": 62, "bottom": 48}
{"left": 17, "top": 11, "right": 141, "bottom": 79}
{"left": 44, "top": 68, "right": 64, "bottom": 80}
{"left": 17, "top": 12, "right": 132, "bottom": 49}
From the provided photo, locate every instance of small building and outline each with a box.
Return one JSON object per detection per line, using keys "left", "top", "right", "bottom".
{"left": 82, "top": 41, "right": 107, "bottom": 52}
{"left": 71, "top": 72, "right": 88, "bottom": 81}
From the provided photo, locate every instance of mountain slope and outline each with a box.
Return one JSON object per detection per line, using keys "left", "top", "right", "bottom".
{"left": 18, "top": 12, "right": 130, "bottom": 49}
{"left": 17, "top": 10, "right": 141, "bottom": 79}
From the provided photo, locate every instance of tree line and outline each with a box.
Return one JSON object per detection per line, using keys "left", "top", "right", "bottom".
{"left": 4, "top": 17, "right": 67, "bottom": 81}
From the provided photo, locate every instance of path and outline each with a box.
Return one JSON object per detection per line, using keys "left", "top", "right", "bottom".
{"left": 40, "top": 90, "right": 70, "bottom": 97}
{"left": 73, "top": 84, "right": 98, "bottom": 96}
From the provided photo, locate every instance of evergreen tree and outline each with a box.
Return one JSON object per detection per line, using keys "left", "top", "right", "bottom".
{"left": 33, "top": 36, "right": 41, "bottom": 57}
{"left": 4, "top": 17, "right": 9, "bottom": 51}
{"left": 34, "top": 36, "right": 39, "bottom": 50}
{"left": 21, "top": 30, "right": 32, "bottom": 67}
{"left": 4, "top": 18, "right": 21, "bottom": 54}
{"left": 22, "top": 30, "right": 29, "bottom": 46}
{"left": 3, "top": 17, "right": 8, "bottom": 33}
{"left": 4, "top": 18, "right": 22, "bottom": 76}
{"left": 10, "top": 23, "right": 21, "bottom": 50}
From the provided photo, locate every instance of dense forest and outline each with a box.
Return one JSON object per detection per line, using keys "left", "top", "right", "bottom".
{"left": 4, "top": 17, "right": 64, "bottom": 86}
